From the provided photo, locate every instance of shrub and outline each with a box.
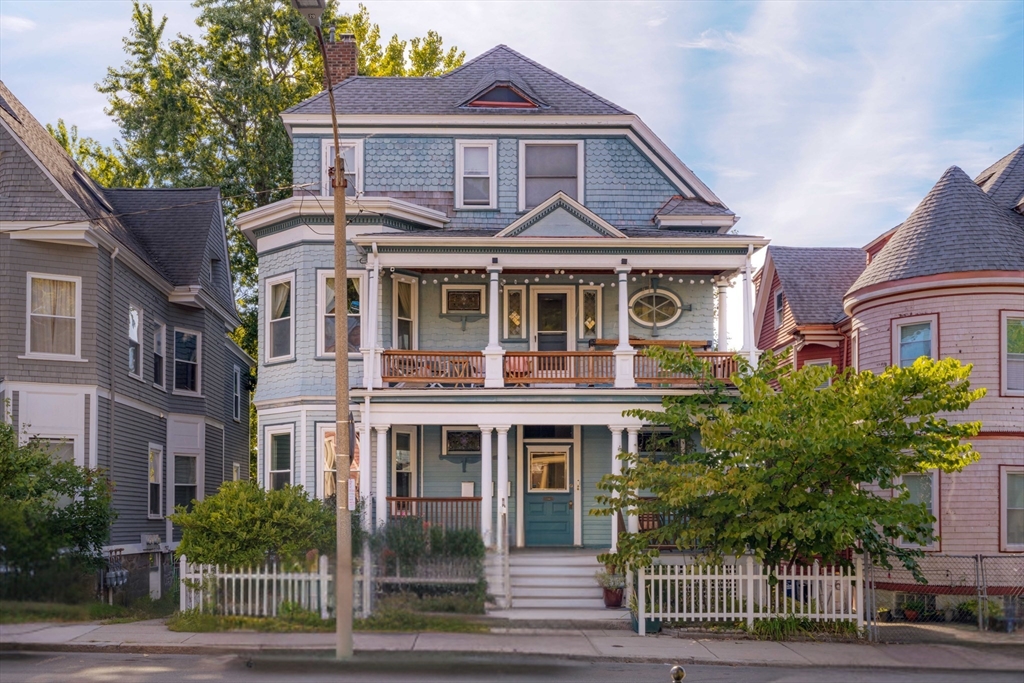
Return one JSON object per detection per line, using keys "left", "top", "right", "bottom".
{"left": 171, "top": 481, "right": 334, "bottom": 566}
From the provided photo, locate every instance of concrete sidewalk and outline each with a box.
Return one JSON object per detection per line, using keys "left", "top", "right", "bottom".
{"left": 2, "top": 619, "right": 1022, "bottom": 672}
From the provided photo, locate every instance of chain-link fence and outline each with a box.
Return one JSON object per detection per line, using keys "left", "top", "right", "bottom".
{"left": 865, "top": 554, "right": 1024, "bottom": 644}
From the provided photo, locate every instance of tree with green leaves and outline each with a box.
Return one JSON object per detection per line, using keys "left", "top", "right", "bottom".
{"left": 45, "top": 119, "right": 143, "bottom": 188}
{"left": 594, "top": 348, "right": 984, "bottom": 581}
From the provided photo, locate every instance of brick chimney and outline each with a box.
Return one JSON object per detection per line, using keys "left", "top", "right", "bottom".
{"left": 323, "top": 32, "right": 357, "bottom": 90}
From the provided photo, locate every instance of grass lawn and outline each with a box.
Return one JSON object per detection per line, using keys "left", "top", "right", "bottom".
{"left": 0, "top": 596, "right": 176, "bottom": 625}
{"left": 167, "top": 608, "right": 489, "bottom": 634}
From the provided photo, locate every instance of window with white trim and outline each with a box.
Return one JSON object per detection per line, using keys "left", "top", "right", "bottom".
{"left": 153, "top": 323, "right": 166, "bottom": 389}
{"left": 441, "top": 285, "right": 486, "bottom": 314}
{"left": 232, "top": 366, "right": 242, "bottom": 422}
{"left": 519, "top": 141, "right": 583, "bottom": 210}
{"left": 173, "top": 329, "right": 202, "bottom": 395}
{"left": 1002, "top": 312, "right": 1024, "bottom": 395}
{"left": 318, "top": 271, "right": 362, "bottom": 357}
{"left": 267, "top": 274, "right": 294, "bottom": 361}
{"left": 317, "top": 423, "right": 361, "bottom": 500}
{"left": 1003, "top": 467, "right": 1024, "bottom": 551}
{"left": 579, "top": 286, "right": 601, "bottom": 340}
{"left": 148, "top": 444, "right": 163, "bottom": 519}
{"left": 26, "top": 273, "right": 81, "bottom": 359}
{"left": 629, "top": 288, "right": 681, "bottom": 327}
{"left": 267, "top": 426, "right": 293, "bottom": 491}
{"left": 174, "top": 453, "right": 198, "bottom": 512}
{"left": 504, "top": 285, "right": 526, "bottom": 339}
{"left": 392, "top": 428, "right": 416, "bottom": 498}
{"left": 774, "top": 291, "right": 785, "bottom": 329}
{"left": 893, "top": 315, "right": 937, "bottom": 368}
{"left": 393, "top": 275, "right": 418, "bottom": 350}
{"left": 804, "top": 359, "right": 832, "bottom": 389}
{"left": 128, "top": 304, "right": 143, "bottom": 379}
{"left": 455, "top": 140, "right": 497, "bottom": 209}
{"left": 900, "top": 471, "right": 939, "bottom": 549}
{"left": 321, "top": 139, "right": 363, "bottom": 197}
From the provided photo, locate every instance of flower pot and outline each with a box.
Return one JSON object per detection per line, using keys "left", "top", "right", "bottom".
{"left": 630, "top": 612, "right": 662, "bottom": 634}
{"left": 904, "top": 609, "right": 919, "bottom": 622}
{"left": 603, "top": 587, "right": 623, "bottom": 608}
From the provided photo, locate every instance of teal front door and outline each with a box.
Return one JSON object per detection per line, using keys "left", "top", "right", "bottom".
{"left": 524, "top": 445, "right": 573, "bottom": 546}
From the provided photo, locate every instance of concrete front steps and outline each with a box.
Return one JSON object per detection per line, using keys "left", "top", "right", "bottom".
{"left": 508, "top": 549, "right": 606, "bottom": 610}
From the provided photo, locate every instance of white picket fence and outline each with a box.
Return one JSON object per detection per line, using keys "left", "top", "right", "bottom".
{"left": 636, "top": 554, "right": 863, "bottom": 635}
{"left": 179, "top": 555, "right": 333, "bottom": 619}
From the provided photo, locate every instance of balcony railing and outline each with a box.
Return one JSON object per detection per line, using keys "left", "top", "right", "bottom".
{"left": 634, "top": 352, "right": 738, "bottom": 384}
{"left": 381, "top": 351, "right": 485, "bottom": 386}
{"left": 504, "top": 351, "right": 615, "bottom": 384}
{"left": 386, "top": 496, "right": 481, "bottom": 531}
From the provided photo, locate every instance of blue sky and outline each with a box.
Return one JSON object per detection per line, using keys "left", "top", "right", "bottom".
{"left": 2, "top": 0, "right": 1022, "bottom": 346}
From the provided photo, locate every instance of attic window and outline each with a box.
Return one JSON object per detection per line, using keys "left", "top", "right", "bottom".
{"left": 467, "top": 85, "right": 537, "bottom": 109}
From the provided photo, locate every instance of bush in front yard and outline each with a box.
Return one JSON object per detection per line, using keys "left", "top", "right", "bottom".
{"left": 170, "top": 481, "right": 334, "bottom": 566}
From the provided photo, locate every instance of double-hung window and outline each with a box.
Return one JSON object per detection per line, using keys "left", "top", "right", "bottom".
{"left": 26, "top": 273, "right": 81, "bottom": 359}
{"left": 1002, "top": 312, "right": 1024, "bottom": 396}
{"left": 267, "top": 427, "right": 293, "bottom": 490}
{"left": 174, "top": 454, "right": 198, "bottom": 512}
{"left": 893, "top": 315, "right": 937, "bottom": 368}
{"left": 774, "top": 291, "right": 785, "bottom": 329}
{"left": 321, "top": 139, "right": 363, "bottom": 197}
{"left": 455, "top": 140, "right": 497, "bottom": 209}
{"left": 318, "top": 271, "right": 362, "bottom": 357}
{"left": 804, "top": 359, "right": 832, "bottom": 389}
{"left": 232, "top": 366, "right": 242, "bottom": 422}
{"left": 267, "top": 274, "right": 294, "bottom": 361}
{"left": 153, "top": 323, "right": 166, "bottom": 388}
{"left": 148, "top": 444, "right": 163, "bottom": 518}
{"left": 1002, "top": 467, "right": 1024, "bottom": 551}
{"left": 519, "top": 141, "right": 583, "bottom": 210}
{"left": 900, "top": 471, "right": 939, "bottom": 549}
{"left": 128, "top": 304, "right": 143, "bottom": 379}
{"left": 173, "top": 329, "right": 201, "bottom": 395}
{"left": 393, "top": 276, "right": 418, "bottom": 350}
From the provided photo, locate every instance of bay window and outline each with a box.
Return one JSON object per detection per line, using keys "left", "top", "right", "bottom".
{"left": 318, "top": 271, "right": 362, "bottom": 357}
{"left": 173, "top": 329, "right": 201, "bottom": 395}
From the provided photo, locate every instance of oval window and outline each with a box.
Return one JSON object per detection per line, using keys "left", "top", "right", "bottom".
{"left": 629, "top": 289, "right": 681, "bottom": 327}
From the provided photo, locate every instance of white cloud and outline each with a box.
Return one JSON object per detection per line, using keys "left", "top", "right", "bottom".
{"left": 679, "top": 26, "right": 811, "bottom": 72}
{"left": 647, "top": 17, "right": 667, "bottom": 27}
{"left": 0, "top": 15, "right": 36, "bottom": 33}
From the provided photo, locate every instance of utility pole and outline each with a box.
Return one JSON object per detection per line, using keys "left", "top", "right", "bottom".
{"left": 290, "top": 0, "right": 352, "bottom": 660}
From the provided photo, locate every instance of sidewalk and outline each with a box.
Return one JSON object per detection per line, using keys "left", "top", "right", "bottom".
{"left": 2, "top": 619, "right": 1022, "bottom": 672}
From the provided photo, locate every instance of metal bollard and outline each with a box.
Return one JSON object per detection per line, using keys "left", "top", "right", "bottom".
{"left": 669, "top": 665, "right": 685, "bottom": 681}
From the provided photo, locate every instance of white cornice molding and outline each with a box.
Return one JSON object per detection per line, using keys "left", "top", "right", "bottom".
{"left": 3, "top": 221, "right": 98, "bottom": 247}
{"left": 351, "top": 234, "right": 768, "bottom": 250}
{"left": 655, "top": 215, "right": 737, "bottom": 230}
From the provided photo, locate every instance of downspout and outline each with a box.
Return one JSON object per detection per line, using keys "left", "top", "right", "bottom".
{"left": 108, "top": 247, "right": 119, "bottom": 484}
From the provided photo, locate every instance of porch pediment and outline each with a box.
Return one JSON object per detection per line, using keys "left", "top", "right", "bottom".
{"left": 495, "top": 193, "right": 626, "bottom": 239}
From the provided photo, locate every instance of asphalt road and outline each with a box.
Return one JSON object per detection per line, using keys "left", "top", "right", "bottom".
{"left": 0, "top": 651, "right": 1020, "bottom": 683}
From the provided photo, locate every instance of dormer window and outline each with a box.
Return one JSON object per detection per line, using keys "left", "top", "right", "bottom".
{"left": 467, "top": 85, "right": 537, "bottom": 108}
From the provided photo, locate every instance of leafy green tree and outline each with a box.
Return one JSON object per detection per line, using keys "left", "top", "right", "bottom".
{"left": 45, "top": 119, "right": 144, "bottom": 188}
{"left": 594, "top": 348, "right": 984, "bottom": 581}
{"left": 0, "top": 415, "right": 116, "bottom": 575}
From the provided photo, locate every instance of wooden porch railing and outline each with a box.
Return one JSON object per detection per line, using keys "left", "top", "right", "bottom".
{"left": 381, "top": 350, "right": 484, "bottom": 386}
{"left": 504, "top": 351, "right": 615, "bottom": 384}
{"left": 634, "top": 351, "right": 738, "bottom": 384}
{"left": 386, "top": 497, "right": 481, "bottom": 531}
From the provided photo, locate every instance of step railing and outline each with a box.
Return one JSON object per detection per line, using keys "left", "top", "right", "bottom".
{"left": 386, "top": 496, "right": 481, "bottom": 531}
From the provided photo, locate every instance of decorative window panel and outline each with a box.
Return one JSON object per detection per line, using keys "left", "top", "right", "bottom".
{"left": 442, "top": 285, "right": 486, "bottom": 314}
{"left": 629, "top": 289, "right": 682, "bottom": 327}
{"left": 580, "top": 286, "right": 601, "bottom": 339}
{"left": 504, "top": 286, "right": 525, "bottom": 339}
{"left": 443, "top": 428, "right": 481, "bottom": 455}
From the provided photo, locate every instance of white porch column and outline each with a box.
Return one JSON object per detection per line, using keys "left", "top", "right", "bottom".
{"left": 614, "top": 266, "right": 636, "bottom": 388}
{"left": 374, "top": 425, "right": 389, "bottom": 527}
{"left": 626, "top": 428, "right": 640, "bottom": 534}
{"left": 609, "top": 427, "right": 624, "bottom": 551}
{"left": 479, "top": 426, "right": 494, "bottom": 547}
{"left": 362, "top": 261, "right": 375, "bottom": 390}
{"left": 496, "top": 426, "right": 510, "bottom": 552}
{"left": 742, "top": 246, "right": 756, "bottom": 366}
{"left": 360, "top": 398, "right": 372, "bottom": 529}
{"left": 483, "top": 264, "right": 505, "bottom": 388}
{"left": 716, "top": 277, "right": 729, "bottom": 352}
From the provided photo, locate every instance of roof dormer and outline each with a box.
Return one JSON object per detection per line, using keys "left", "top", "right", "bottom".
{"left": 459, "top": 68, "right": 545, "bottom": 110}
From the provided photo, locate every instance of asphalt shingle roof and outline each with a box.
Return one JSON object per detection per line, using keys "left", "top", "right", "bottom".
{"left": 975, "top": 145, "right": 1024, "bottom": 211}
{"left": 769, "top": 246, "right": 866, "bottom": 325}
{"left": 656, "top": 195, "right": 734, "bottom": 217}
{"left": 850, "top": 164, "right": 1024, "bottom": 292}
{"left": 287, "top": 45, "right": 630, "bottom": 116}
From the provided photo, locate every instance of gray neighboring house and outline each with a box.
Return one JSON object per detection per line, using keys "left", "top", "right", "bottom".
{"left": 0, "top": 81, "right": 253, "bottom": 598}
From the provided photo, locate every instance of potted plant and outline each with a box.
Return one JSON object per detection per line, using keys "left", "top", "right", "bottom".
{"left": 594, "top": 568, "right": 625, "bottom": 608}
{"left": 876, "top": 606, "right": 891, "bottom": 623}
{"left": 902, "top": 597, "right": 926, "bottom": 622}
{"left": 628, "top": 586, "right": 662, "bottom": 634}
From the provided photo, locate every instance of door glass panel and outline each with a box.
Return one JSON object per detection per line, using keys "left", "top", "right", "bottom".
{"left": 395, "top": 432, "right": 412, "bottom": 498}
{"left": 538, "top": 294, "right": 567, "bottom": 331}
{"left": 529, "top": 451, "right": 568, "bottom": 492}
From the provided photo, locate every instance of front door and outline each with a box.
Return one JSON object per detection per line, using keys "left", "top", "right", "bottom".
{"left": 535, "top": 293, "right": 569, "bottom": 351}
{"left": 524, "top": 445, "right": 573, "bottom": 546}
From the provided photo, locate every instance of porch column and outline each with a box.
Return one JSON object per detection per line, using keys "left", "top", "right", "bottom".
{"left": 614, "top": 266, "right": 636, "bottom": 388}
{"left": 742, "top": 246, "right": 756, "bottom": 367}
{"left": 360, "top": 399, "right": 372, "bottom": 529}
{"left": 479, "top": 426, "right": 494, "bottom": 547}
{"left": 496, "top": 426, "right": 510, "bottom": 552}
{"left": 362, "top": 261, "right": 375, "bottom": 390}
{"left": 374, "top": 424, "right": 389, "bottom": 527}
{"left": 716, "top": 277, "right": 730, "bottom": 352}
{"left": 626, "top": 428, "right": 640, "bottom": 534}
{"left": 609, "top": 427, "right": 624, "bottom": 551}
{"left": 483, "top": 264, "right": 505, "bottom": 388}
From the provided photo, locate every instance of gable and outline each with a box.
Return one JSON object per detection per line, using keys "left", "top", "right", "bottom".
{"left": 0, "top": 124, "right": 88, "bottom": 222}
{"left": 495, "top": 192, "right": 626, "bottom": 238}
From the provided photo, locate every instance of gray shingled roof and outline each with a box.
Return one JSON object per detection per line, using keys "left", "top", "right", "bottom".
{"left": 975, "top": 145, "right": 1024, "bottom": 211}
{"left": 850, "top": 165, "right": 1024, "bottom": 293}
{"left": 0, "top": 80, "right": 235, "bottom": 315}
{"left": 287, "top": 45, "right": 630, "bottom": 116}
{"left": 656, "top": 195, "right": 734, "bottom": 216}
{"left": 769, "top": 246, "right": 866, "bottom": 325}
